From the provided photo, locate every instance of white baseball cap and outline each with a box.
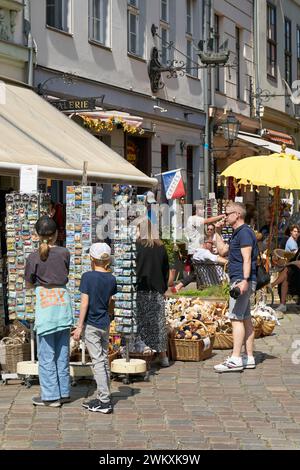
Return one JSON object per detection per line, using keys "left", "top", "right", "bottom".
{"left": 145, "top": 191, "right": 156, "bottom": 204}
{"left": 89, "top": 242, "right": 111, "bottom": 260}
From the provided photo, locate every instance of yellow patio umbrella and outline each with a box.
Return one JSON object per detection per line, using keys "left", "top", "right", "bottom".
{"left": 221, "top": 148, "right": 300, "bottom": 190}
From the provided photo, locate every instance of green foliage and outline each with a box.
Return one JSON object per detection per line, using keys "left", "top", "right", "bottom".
{"left": 172, "top": 284, "right": 228, "bottom": 299}
{"left": 162, "top": 238, "right": 176, "bottom": 266}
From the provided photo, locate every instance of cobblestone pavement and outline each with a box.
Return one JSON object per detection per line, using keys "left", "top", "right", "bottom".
{"left": 1, "top": 309, "right": 300, "bottom": 450}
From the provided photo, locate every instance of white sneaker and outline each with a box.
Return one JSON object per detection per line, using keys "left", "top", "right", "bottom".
{"left": 214, "top": 357, "right": 243, "bottom": 373}
{"left": 275, "top": 304, "right": 287, "bottom": 312}
{"left": 242, "top": 355, "right": 256, "bottom": 369}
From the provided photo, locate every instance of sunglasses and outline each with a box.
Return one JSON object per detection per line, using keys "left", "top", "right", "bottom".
{"left": 225, "top": 211, "right": 237, "bottom": 216}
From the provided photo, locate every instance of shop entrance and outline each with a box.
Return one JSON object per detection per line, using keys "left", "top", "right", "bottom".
{"left": 126, "top": 135, "right": 151, "bottom": 187}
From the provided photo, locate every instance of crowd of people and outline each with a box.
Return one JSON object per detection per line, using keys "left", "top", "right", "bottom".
{"left": 24, "top": 196, "right": 300, "bottom": 410}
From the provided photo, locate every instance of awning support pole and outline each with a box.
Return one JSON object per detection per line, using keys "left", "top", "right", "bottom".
{"left": 82, "top": 161, "right": 88, "bottom": 185}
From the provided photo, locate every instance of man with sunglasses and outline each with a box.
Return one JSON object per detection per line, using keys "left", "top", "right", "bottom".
{"left": 213, "top": 202, "right": 258, "bottom": 373}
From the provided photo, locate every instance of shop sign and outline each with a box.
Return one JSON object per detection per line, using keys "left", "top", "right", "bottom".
{"left": 51, "top": 98, "right": 96, "bottom": 112}
{"left": 20, "top": 165, "right": 38, "bottom": 193}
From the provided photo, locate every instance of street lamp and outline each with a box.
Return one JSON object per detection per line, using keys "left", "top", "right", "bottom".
{"left": 221, "top": 111, "right": 240, "bottom": 145}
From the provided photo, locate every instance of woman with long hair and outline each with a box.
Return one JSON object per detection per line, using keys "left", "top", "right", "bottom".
{"left": 136, "top": 220, "right": 170, "bottom": 366}
{"left": 25, "top": 215, "right": 73, "bottom": 407}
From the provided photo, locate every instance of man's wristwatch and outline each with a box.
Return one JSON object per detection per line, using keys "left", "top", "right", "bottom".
{"left": 243, "top": 278, "right": 250, "bottom": 282}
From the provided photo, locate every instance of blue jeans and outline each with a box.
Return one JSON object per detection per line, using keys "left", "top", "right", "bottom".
{"left": 37, "top": 329, "right": 70, "bottom": 401}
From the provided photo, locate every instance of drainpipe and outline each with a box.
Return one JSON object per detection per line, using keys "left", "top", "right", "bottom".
{"left": 253, "top": 0, "right": 261, "bottom": 129}
{"left": 210, "top": 0, "right": 215, "bottom": 193}
{"left": 203, "top": 0, "right": 210, "bottom": 198}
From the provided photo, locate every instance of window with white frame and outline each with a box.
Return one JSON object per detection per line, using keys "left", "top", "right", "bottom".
{"left": 186, "top": 39, "right": 193, "bottom": 74}
{"left": 89, "top": 0, "right": 110, "bottom": 46}
{"left": 161, "top": 0, "right": 169, "bottom": 23}
{"left": 46, "top": 0, "right": 71, "bottom": 33}
{"left": 186, "top": 0, "right": 192, "bottom": 34}
{"left": 127, "top": 0, "right": 145, "bottom": 57}
{"left": 161, "top": 26, "right": 169, "bottom": 64}
{"left": 284, "top": 17, "right": 292, "bottom": 85}
{"left": 186, "top": 0, "right": 197, "bottom": 77}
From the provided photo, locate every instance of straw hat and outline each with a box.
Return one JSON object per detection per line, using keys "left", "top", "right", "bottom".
{"left": 272, "top": 249, "right": 295, "bottom": 267}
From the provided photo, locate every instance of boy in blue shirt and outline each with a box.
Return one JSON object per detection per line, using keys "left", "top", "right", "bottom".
{"left": 73, "top": 243, "right": 117, "bottom": 413}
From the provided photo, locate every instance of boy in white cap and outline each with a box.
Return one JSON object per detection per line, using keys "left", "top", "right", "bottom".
{"left": 72, "top": 243, "right": 117, "bottom": 413}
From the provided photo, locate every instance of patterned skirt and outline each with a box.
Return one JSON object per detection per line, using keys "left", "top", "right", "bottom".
{"left": 136, "top": 291, "right": 167, "bottom": 353}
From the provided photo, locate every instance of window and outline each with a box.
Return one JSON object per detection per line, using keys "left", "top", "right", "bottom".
{"left": 161, "top": 26, "right": 169, "bottom": 64}
{"left": 236, "top": 27, "right": 241, "bottom": 99}
{"left": 185, "top": 0, "right": 197, "bottom": 77}
{"left": 127, "top": 0, "right": 145, "bottom": 57}
{"left": 214, "top": 14, "right": 220, "bottom": 91}
{"left": 46, "top": 0, "right": 71, "bottom": 33}
{"left": 161, "top": 0, "right": 168, "bottom": 22}
{"left": 89, "top": 0, "right": 109, "bottom": 45}
{"left": 186, "top": 39, "right": 193, "bottom": 75}
{"left": 297, "top": 27, "right": 300, "bottom": 80}
{"left": 267, "top": 3, "right": 277, "bottom": 78}
{"left": 285, "top": 18, "right": 292, "bottom": 85}
{"left": 186, "top": 0, "right": 192, "bottom": 34}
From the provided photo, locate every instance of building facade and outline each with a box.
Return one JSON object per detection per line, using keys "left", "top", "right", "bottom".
{"left": 254, "top": 0, "right": 300, "bottom": 151}
{"left": 0, "top": 0, "right": 33, "bottom": 84}
{"left": 29, "top": 0, "right": 258, "bottom": 201}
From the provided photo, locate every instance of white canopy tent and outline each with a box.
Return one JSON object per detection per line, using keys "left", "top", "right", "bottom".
{"left": 0, "top": 80, "right": 157, "bottom": 187}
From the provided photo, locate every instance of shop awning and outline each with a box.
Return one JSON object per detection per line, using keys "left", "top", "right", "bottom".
{"left": 261, "top": 129, "right": 295, "bottom": 147}
{"left": 0, "top": 82, "right": 157, "bottom": 187}
{"left": 70, "top": 110, "right": 144, "bottom": 135}
{"left": 237, "top": 131, "right": 300, "bottom": 159}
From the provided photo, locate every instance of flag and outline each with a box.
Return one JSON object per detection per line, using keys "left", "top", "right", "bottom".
{"left": 161, "top": 169, "right": 186, "bottom": 200}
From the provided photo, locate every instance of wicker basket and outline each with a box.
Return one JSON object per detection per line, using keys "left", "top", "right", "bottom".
{"left": 169, "top": 321, "right": 215, "bottom": 362}
{"left": 252, "top": 316, "right": 263, "bottom": 338}
{"left": 261, "top": 320, "right": 276, "bottom": 337}
{"left": 0, "top": 337, "right": 30, "bottom": 373}
{"left": 213, "top": 332, "right": 233, "bottom": 350}
{"left": 129, "top": 351, "right": 155, "bottom": 370}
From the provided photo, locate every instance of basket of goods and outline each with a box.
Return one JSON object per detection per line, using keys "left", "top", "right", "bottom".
{"left": 124, "top": 336, "right": 155, "bottom": 370}
{"left": 213, "top": 319, "right": 233, "bottom": 349}
{"left": 251, "top": 303, "right": 277, "bottom": 337}
{"left": 129, "top": 351, "right": 155, "bottom": 370}
{"left": 0, "top": 337, "right": 30, "bottom": 373}
{"left": 251, "top": 315, "right": 263, "bottom": 339}
{"left": 169, "top": 320, "right": 215, "bottom": 362}
{"left": 272, "top": 249, "right": 294, "bottom": 267}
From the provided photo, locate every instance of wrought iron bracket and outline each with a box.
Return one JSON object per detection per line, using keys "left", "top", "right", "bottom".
{"left": 148, "top": 47, "right": 185, "bottom": 93}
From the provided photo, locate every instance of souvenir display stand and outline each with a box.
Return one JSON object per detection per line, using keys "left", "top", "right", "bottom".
{"left": 3, "top": 192, "right": 50, "bottom": 385}
{"left": 64, "top": 185, "right": 104, "bottom": 382}
{"left": 110, "top": 186, "right": 146, "bottom": 383}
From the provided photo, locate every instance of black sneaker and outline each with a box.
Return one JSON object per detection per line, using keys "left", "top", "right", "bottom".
{"left": 88, "top": 399, "right": 113, "bottom": 414}
{"left": 60, "top": 396, "right": 71, "bottom": 404}
{"left": 32, "top": 396, "right": 61, "bottom": 408}
{"left": 81, "top": 398, "right": 99, "bottom": 410}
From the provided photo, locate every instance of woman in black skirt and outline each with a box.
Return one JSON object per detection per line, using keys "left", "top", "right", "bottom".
{"left": 136, "top": 220, "right": 170, "bottom": 367}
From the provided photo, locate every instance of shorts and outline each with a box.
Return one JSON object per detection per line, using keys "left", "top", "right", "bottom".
{"left": 227, "top": 280, "right": 256, "bottom": 321}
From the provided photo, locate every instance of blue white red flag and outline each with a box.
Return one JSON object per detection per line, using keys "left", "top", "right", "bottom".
{"left": 161, "top": 169, "right": 186, "bottom": 200}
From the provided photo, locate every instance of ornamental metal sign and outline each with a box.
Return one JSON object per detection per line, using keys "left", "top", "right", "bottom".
{"left": 51, "top": 98, "right": 96, "bottom": 112}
